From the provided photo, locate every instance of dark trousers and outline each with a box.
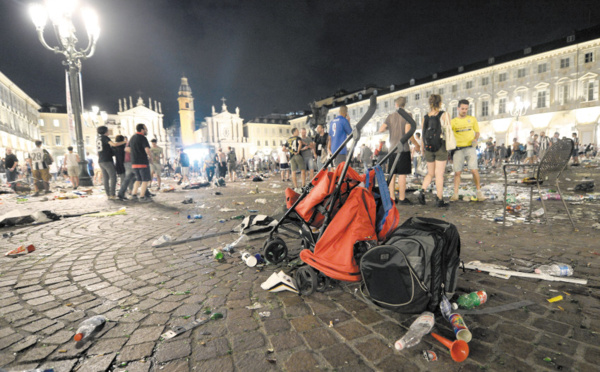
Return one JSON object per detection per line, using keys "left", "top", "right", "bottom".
{"left": 118, "top": 163, "right": 136, "bottom": 198}
{"left": 206, "top": 166, "right": 215, "bottom": 182}
{"left": 6, "top": 169, "right": 17, "bottom": 190}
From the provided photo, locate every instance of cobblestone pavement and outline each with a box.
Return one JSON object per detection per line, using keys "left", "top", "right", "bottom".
{"left": 0, "top": 166, "right": 599, "bottom": 372}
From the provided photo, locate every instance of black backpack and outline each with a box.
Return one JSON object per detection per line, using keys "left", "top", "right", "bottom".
{"left": 423, "top": 111, "right": 444, "bottom": 153}
{"left": 360, "top": 217, "right": 460, "bottom": 314}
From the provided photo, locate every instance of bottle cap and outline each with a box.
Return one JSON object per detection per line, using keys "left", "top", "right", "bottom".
{"left": 74, "top": 333, "right": 83, "bottom": 341}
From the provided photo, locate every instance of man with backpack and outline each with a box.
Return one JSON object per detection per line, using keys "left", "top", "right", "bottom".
{"left": 227, "top": 146, "right": 237, "bottom": 182}
{"left": 450, "top": 100, "right": 485, "bottom": 202}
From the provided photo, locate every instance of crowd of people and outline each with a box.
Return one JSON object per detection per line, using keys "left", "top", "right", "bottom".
{"left": 2, "top": 98, "right": 598, "bottom": 206}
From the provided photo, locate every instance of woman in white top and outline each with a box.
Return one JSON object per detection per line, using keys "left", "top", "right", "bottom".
{"left": 64, "top": 146, "right": 80, "bottom": 189}
{"left": 278, "top": 146, "right": 290, "bottom": 182}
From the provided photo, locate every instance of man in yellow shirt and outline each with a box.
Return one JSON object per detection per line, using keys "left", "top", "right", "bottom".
{"left": 450, "top": 100, "right": 486, "bottom": 202}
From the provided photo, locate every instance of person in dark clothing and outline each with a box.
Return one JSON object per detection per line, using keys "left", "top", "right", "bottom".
{"left": 97, "top": 126, "right": 125, "bottom": 199}
{"left": 4, "top": 148, "right": 18, "bottom": 191}
{"left": 129, "top": 123, "right": 152, "bottom": 202}
{"left": 113, "top": 135, "right": 126, "bottom": 196}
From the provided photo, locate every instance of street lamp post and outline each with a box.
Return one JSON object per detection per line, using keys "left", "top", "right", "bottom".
{"left": 507, "top": 96, "right": 530, "bottom": 141}
{"left": 29, "top": 0, "right": 100, "bottom": 187}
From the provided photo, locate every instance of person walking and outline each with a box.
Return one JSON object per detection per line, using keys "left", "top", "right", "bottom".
{"left": 204, "top": 153, "right": 215, "bottom": 182}
{"left": 538, "top": 131, "right": 550, "bottom": 160}
{"left": 150, "top": 139, "right": 164, "bottom": 189}
{"left": 417, "top": 94, "right": 450, "bottom": 207}
{"left": 178, "top": 149, "right": 190, "bottom": 185}
{"left": 524, "top": 130, "right": 535, "bottom": 164}
{"left": 328, "top": 105, "right": 352, "bottom": 167}
{"left": 64, "top": 146, "right": 80, "bottom": 189}
{"left": 379, "top": 96, "right": 419, "bottom": 204}
{"left": 97, "top": 126, "right": 125, "bottom": 200}
{"left": 313, "top": 124, "right": 329, "bottom": 171}
{"left": 28, "top": 140, "right": 52, "bottom": 196}
{"left": 4, "top": 148, "right": 18, "bottom": 191}
{"left": 216, "top": 148, "right": 227, "bottom": 178}
{"left": 129, "top": 123, "right": 153, "bottom": 202}
{"left": 300, "top": 128, "right": 316, "bottom": 184}
{"left": 450, "top": 99, "right": 486, "bottom": 202}
{"left": 227, "top": 146, "right": 238, "bottom": 182}
{"left": 287, "top": 128, "right": 305, "bottom": 192}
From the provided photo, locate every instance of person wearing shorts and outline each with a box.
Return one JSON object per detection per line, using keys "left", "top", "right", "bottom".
{"left": 450, "top": 99, "right": 485, "bottom": 202}
{"left": 129, "top": 123, "right": 153, "bottom": 202}
{"left": 64, "top": 146, "right": 80, "bottom": 189}
{"left": 278, "top": 145, "right": 290, "bottom": 182}
{"left": 417, "top": 95, "right": 449, "bottom": 207}
{"left": 28, "top": 140, "right": 52, "bottom": 196}
{"left": 379, "top": 96, "right": 419, "bottom": 204}
{"left": 287, "top": 128, "right": 305, "bottom": 191}
{"left": 149, "top": 139, "right": 163, "bottom": 189}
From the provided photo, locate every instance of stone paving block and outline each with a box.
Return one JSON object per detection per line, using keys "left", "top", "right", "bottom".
{"left": 303, "top": 328, "right": 338, "bottom": 350}
{"left": 354, "top": 337, "right": 393, "bottom": 362}
{"left": 6, "top": 312, "right": 37, "bottom": 326}
{"left": 227, "top": 318, "right": 259, "bottom": 334}
{"left": 232, "top": 331, "right": 265, "bottom": 353}
{"left": 141, "top": 313, "right": 171, "bottom": 326}
{"left": 193, "top": 356, "right": 234, "bottom": 372}
{"left": 38, "top": 358, "right": 78, "bottom": 371}
{"left": 94, "top": 286, "right": 121, "bottom": 297}
{"left": 10, "top": 335, "right": 38, "bottom": 353}
{"left": 333, "top": 321, "right": 371, "bottom": 341}
{"left": 532, "top": 317, "right": 572, "bottom": 336}
{"left": 371, "top": 321, "right": 406, "bottom": 341}
{"left": 26, "top": 295, "right": 55, "bottom": 306}
{"left": 318, "top": 310, "right": 353, "bottom": 325}
{"left": 0, "top": 328, "right": 15, "bottom": 339}
{"left": 270, "top": 331, "right": 304, "bottom": 351}
{"left": 18, "top": 345, "right": 58, "bottom": 363}
{"left": 263, "top": 318, "right": 291, "bottom": 335}
{"left": 531, "top": 349, "right": 575, "bottom": 371}
{"left": 44, "top": 276, "right": 69, "bottom": 285}
{"left": 43, "top": 306, "right": 72, "bottom": 320}
{"left": 375, "top": 354, "right": 419, "bottom": 371}
{"left": 285, "top": 350, "right": 321, "bottom": 372}
{"left": 58, "top": 310, "right": 86, "bottom": 323}
{"left": 21, "top": 290, "right": 50, "bottom": 301}
{"left": 0, "top": 333, "right": 24, "bottom": 350}
{"left": 0, "top": 296, "right": 18, "bottom": 308}
{"left": 150, "top": 301, "right": 182, "bottom": 313}
{"left": 85, "top": 282, "right": 110, "bottom": 291}
{"left": 0, "top": 303, "right": 23, "bottom": 315}
{"left": 0, "top": 352, "right": 16, "bottom": 367}
{"left": 16, "top": 285, "right": 44, "bottom": 294}
{"left": 42, "top": 330, "right": 73, "bottom": 344}
{"left": 191, "top": 337, "right": 230, "bottom": 361}
{"left": 583, "top": 346, "right": 600, "bottom": 365}
{"left": 21, "top": 318, "right": 57, "bottom": 333}
{"left": 353, "top": 308, "right": 384, "bottom": 325}
{"left": 290, "top": 315, "right": 321, "bottom": 333}
{"left": 126, "top": 326, "right": 164, "bottom": 346}
{"left": 117, "top": 341, "right": 154, "bottom": 362}
{"left": 105, "top": 290, "right": 132, "bottom": 302}
{"left": 87, "top": 337, "right": 128, "bottom": 355}
{"left": 77, "top": 353, "right": 117, "bottom": 371}
{"left": 234, "top": 350, "right": 278, "bottom": 372}
{"left": 320, "top": 343, "right": 361, "bottom": 368}
{"left": 536, "top": 333, "right": 579, "bottom": 356}
{"left": 113, "top": 361, "right": 152, "bottom": 372}
{"left": 155, "top": 338, "right": 191, "bottom": 363}
{"left": 136, "top": 298, "right": 160, "bottom": 310}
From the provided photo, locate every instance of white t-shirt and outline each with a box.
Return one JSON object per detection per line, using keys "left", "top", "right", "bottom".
{"left": 278, "top": 150, "right": 289, "bottom": 164}
{"left": 65, "top": 153, "right": 78, "bottom": 167}
{"left": 30, "top": 147, "right": 46, "bottom": 170}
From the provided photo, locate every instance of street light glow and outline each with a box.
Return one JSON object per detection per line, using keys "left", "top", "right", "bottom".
{"left": 82, "top": 7, "right": 100, "bottom": 40}
{"left": 29, "top": 4, "right": 48, "bottom": 30}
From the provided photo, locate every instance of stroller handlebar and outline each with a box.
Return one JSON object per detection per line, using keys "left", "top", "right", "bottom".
{"left": 354, "top": 95, "right": 377, "bottom": 134}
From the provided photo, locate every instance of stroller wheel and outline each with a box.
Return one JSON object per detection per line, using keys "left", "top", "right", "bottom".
{"left": 315, "top": 272, "right": 331, "bottom": 293}
{"left": 295, "top": 266, "right": 317, "bottom": 296}
{"left": 263, "top": 237, "right": 288, "bottom": 264}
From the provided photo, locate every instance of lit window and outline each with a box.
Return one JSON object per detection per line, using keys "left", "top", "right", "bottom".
{"left": 558, "top": 85, "right": 569, "bottom": 105}
{"left": 38, "top": 119, "right": 44, "bottom": 126}
{"left": 537, "top": 91, "right": 547, "bottom": 108}
{"left": 499, "top": 73, "right": 507, "bottom": 82}
{"left": 53, "top": 119, "right": 60, "bottom": 127}
{"left": 538, "top": 63, "right": 547, "bottom": 73}
{"left": 560, "top": 58, "right": 570, "bottom": 68}
{"left": 481, "top": 101, "right": 489, "bottom": 116}
{"left": 41, "top": 136, "right": 46, "bottom": 145}
{"left": 55, "top": 136, "right": 61, "bottom": 145}
{"left": 584, "top": 52, "right": 593, "bottom": 63}
{"left": 587, "top": 81, "right": 598, "bottom": 101}
{"left": 498, "top": 98, "right": 506, "bottom": 114}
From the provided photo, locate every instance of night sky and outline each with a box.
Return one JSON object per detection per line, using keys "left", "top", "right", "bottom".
{"left": 0, "top": 0, "right": 597, "bottom": 126}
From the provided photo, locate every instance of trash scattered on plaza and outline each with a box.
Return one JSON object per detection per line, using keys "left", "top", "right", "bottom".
{"left": 455, "top": 291, "right": 487, "bottom": 310}
{"left": 74, "top": 315, "right": 106, "bottom": 342}
{"left": 83, "top": 207, "right": 127, "bottom": 218}
{"left": 182, "top": 198, "right": 194, "bottom": 204}
{"left": 245, "top": 302, "right": 263, "bottom": 310}
{"left": 258, "top": 311, "right": 271, "bottom": 318}
{"left": 535, "top": 263, "right": 573, "bottom": 276}
{"left": 464, "top": 261, "right": 587, "bottom": 284}
{"left": 261, "top": 271, "right": 298, "bottom": 293}
{"left": 394, "top": 312, "right": 435, "bottom": 351}
{"left": 547, "top": 295, "right": 563, "bottom": 303}
{"left": 2, "top": 232, "right": 14, "bottom": 238}
{"left": 254, "top": 199, "right": 267, "bottom": 205}
{"left": 219, "top": 208, "right": 236, "bottom": 212}
{"left": 5, "top": 244, "right": 35, "bottom": 257}
{"left": 431, "top": 332, "right": 469, "bottom": 363}
{"left": 161, "top": 310, "right": 226, "bottom": 340}
{"left": 422, "top": 350, "right": 438, "bottom": 362}
{"left": 0, "top": 209, "right": 60, "bottom": 227}
{"left": 152, "top": 235, "right": 172, "bottom": 247}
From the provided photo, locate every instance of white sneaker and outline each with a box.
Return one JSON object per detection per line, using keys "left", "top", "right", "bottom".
{"left": 450, "top": 194, "right": 459, "bottom": 202}
{"left": 476, "top": 190, "right": 486, "bottom": 201}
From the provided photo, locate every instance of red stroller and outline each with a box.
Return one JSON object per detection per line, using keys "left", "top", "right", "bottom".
{"left": 262, "top": 94, "right": 417, "bottom": 295}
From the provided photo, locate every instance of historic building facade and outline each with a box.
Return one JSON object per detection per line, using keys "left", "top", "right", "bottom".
{"left": 305, "top": 26, "right": 600, "bottom": 149}
{"left": 0, "top": 71, "right": 41, "bottom": 161}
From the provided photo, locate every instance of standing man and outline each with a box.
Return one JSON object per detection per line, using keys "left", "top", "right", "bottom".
{"left": 129, "top": 123, "right": 153, "bottom": 202}
{"left": 538, "top": 131, "right": 550, "bottom": 160}
{"left": 4, "top": 147, "right": 19, "bottom": 191}
{"left": 4, "top": 148, "right": 18, "bottom": 191}
{"left": 524, "top": 130, "right": 535, "bottom": 164}
{"left": 278, "top": 144, "right": 290, "bottom": 182}
{"left": 97, "top": 126, "right": 125, "bottom": 200}
{"left": 328, "top": 105, "right": 352, "bottom": 166}
{"left": 227, "top": 146, "right": 237, "bottom": 182}
{"left": 360, "top": 144, "right": 373, "bottom": 170}
{"left": 64, "top": 146, "right": 80, "bottom": 189}
{"left": 379, "top": 96, "right": 419, "bottom": 204}
{"left": 550, "top": 132, "right": 560, "bottom": 146}
{"left": 204, "top": 153, "right": 215, "bottom": 182}
{"left": 178, "top": 149, "right": 190, "bottom": 185}
{"left": 149, "top": 139, "right": 163, "bottom": 189}
{"left": 572, "top": 132, "right": 580, "bottom": 165}
{"left": 450, "top": 99, "right": 486, "bottom": 202}
{"left": 28, "top": 140, "right": 52, "bottom": 196}
{"left": 313, "top": 124, "right": 329, "bottom": 170}
{"left": 287, "top": 128, "right": 305, "bottom": 192}
{"left": 216, "top": 148, "right": 227, "bottom": 178}
{"left": 300, "top": 128, "right": 315, "bottom": 184}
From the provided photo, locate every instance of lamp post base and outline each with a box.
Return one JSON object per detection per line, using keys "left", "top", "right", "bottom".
{"left": 78, "top": 160, "right": 94, "bottom": 187}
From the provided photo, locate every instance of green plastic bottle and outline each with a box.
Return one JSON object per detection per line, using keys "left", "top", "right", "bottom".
{"left": 213, "top": 249, "right": 224, "bottom": 260}
{"left": 456, "top": 291, "right": 487, "bottom": 310}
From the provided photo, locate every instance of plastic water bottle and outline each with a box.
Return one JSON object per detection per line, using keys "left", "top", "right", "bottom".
{"left": 439, "top": 295, "right": 452, "bottom": 320}
{"left": 74, "top": 315, "right": 106, "bottom": 341}
{"left": 394, "top": 312, "right": 435, "bottom": 351}
{"left": 456, "top": 291, "right": 487, "bottom": 310}
{"left": 535, "top": 264, "right": 573, "bottom": 277}
{"left": 213, "top": 249, "right": 224, "bottom": 260}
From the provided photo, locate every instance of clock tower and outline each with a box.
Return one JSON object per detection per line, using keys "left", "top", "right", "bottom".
{"left": 178, "top": 76, "right": 195, "bottom": 146}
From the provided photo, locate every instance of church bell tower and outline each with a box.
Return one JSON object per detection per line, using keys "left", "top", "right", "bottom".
{"left": 178, "top": 76, "right": 195, "bottom": 146}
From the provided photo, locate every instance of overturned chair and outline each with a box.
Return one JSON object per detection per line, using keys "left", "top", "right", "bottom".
{"left": 502, "top": 138, "right": 575, "bottom": 229}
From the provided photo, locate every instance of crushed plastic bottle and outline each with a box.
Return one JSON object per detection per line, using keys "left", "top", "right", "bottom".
{"left": 394, "top": 312, "right": 435, "bottom": 351}
{"left": 535, "top": 263, "right": 573, "bottom": 277}
{"left": 74, "top": 315, "right": 106, "bottom": 341}
{"left": 456, "top": 291, "right": 487, "bottom": 310}
{"left": 152, "top": 235, "right": 172, "bottom": 247}
{"left": 439, "top": 295, "right": 452, "bottom": 320}
{"left": 213, "top": 249, "right": 224, "bottom": 260}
